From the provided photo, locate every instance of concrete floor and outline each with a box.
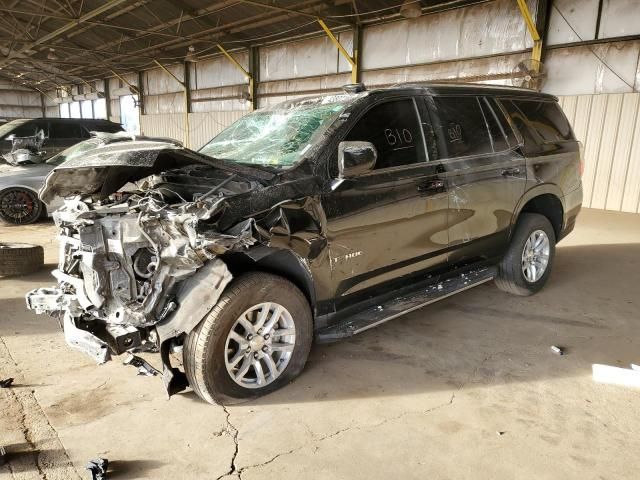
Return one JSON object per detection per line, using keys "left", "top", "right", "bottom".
{"left": 1, "top": 208, "right": 639, "bottom": 479}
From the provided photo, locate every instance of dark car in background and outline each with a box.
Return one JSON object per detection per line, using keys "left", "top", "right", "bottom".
{"left": 0, "top": 117, "right": 123, "bottom": 161}
{"left": 27, "top": 83, "right": 582, "bottom": 405}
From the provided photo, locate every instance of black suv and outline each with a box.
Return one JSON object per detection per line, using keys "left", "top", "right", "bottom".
{"left": 0, "top": 117, "right": 123, "bottom": 160}
{"left": 27, "top": 83, "right": 582, "bottom": 405}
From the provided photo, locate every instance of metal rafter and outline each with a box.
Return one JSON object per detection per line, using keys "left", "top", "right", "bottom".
{"left": 0, "top": 0, "right": 128, "bottom": 68}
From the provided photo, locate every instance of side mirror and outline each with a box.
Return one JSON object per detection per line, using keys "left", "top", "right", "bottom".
{"left": 338, "top": 141, "right": 377, "bottom": 178}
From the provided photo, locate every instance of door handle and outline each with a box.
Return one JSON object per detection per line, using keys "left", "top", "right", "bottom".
{"left": 501, "top": 167, "right": 521, "bottom": 176}
{"left": 417, "top": 179, "right": 445, "bottom": 193}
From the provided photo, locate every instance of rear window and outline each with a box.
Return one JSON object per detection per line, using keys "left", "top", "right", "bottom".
{"left": 505, "top": 100, "right": 573, "bottom": 143}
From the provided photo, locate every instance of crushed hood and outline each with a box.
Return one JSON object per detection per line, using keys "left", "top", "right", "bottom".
{"left": 39, "top": 135, "right": 273, "bottom": 203}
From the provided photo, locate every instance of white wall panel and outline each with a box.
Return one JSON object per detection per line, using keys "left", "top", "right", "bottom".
{"left": 146, "top": 64, "right": 184, "bottom": 95}
{"left": 599, "top": 0, "right": 640, "bottom": 38}
{"left": 194, "top": 52, "right": 248, "bottom": 90}
{"left": 559, "top": 93, "right": 640, "bottom": 213}
{"left": 547, "top": 0, "right": 599, "bottom": 45}
{"left": 140, "top": 110, "right": 246, "bottom": 150}
{"left": 362, "top": 0, "right": 533, "bottom": 70}
{"left": 260, "top": 33, "right": 352, "bottom": 82}
{"left": 544, "top": 41, "right": 640, "bottom": 95}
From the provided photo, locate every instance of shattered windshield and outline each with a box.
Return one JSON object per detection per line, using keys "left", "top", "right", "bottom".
{"left": 46, "top": 138, "right": 100, "bottom": 166}
{"left": 199, "top": 100, "right": 350, "bottom": 168}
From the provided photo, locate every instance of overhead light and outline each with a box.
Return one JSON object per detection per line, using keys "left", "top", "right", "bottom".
{"left": 185, "top": 45, "right": 197, "bottom": 63}
{"left": 399, "top": 0, "right": 421, "bottom": 18}
{"left": 47, "top": 48, "right": 59, "bottom": 60}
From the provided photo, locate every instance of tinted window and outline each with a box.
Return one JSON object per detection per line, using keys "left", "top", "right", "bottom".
{"left": 432, "top": 96, "right": 493, "bottom": 158}
{"left": 479, "top": 98, "right": 509, "bottom": 152}
{"left": 346, "top": 99, "right": 427, "bottom": 169}
{"left": 499, "top": 100, "right": 537, "bottom": 150}
{"left": 510, "top": 100, "right": 573, "bottom": 143}
{"left": 486, "top": 98, "right": 519, "bottom": 148}
{"left": 87, "top": 122, "right": 123, "bottom": 133}
{"left": 10, "top": 121, "right": 38, "bottom": 137}
{"left": 49, "top": 122, "right": 87, "bottom": 139}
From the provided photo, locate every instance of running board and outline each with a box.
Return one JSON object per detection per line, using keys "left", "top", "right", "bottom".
{"left": 315, "top": 267, "right": 496, "bottom": 343}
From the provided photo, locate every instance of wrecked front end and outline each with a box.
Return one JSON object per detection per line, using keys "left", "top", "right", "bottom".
{"left": 26, "top": 136, "right": 264, "bottom": 395}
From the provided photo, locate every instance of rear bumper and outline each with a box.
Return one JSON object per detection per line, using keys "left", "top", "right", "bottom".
{"left": 559, "top": 185, "right": 583, "bottom": 242}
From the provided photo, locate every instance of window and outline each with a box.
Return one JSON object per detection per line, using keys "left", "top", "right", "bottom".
{"left": 59, "top": 103, "right": 70, "bottom": 118}
{"left": 479, "top": 98, "right": 510, "bottom": 152}
{"left": 486, "top": 98, "right": 519, "bottom": 148}
{"left": 119, "top": 95, "right": 139, "bottom": 134}
{"left": 49, "top": 122, "right": 86, "bottom": 139}
{"left": 345, "top": 99, "right": 426, "bottom": 170}
{"left": 93, "top": 99, "right": 107, "bottom": 119}
{"left": 69, "top": 102, "right": 81, "bottom": 118}
{"left": 432, "top": 96, "right": 493, "bottom": 159}
{"left": 511, "top": 100, "right": 573, "bottom": 143}
{"left": 10, "top": 122, "right": 38, "bottom": 138}
{"left": 81, "top": 100, "right": 93, "bottom": 119}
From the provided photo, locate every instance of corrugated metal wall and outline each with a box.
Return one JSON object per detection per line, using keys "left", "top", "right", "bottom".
{"left": 559, "top": 93, "right": 640, "bottom": 213}
{"left": 140, "top": 110, "right": 245, "bottom": 150}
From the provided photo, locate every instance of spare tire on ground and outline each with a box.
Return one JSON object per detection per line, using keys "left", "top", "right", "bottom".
{"left": 0, "top": 243, "right": 44, "bottom": 276}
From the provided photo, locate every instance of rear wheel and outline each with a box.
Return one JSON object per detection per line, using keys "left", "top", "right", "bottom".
{"left": 184, "top": 272, "right": 313, "bottom": 405}
{"left": 0, "top": 188, "right": 43, "bottom": 225}
{"left": 495, "top": 213, "right": 556, "bottom": 296}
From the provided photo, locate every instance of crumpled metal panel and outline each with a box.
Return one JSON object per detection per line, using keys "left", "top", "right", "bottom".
{"left": 260, "top": 31, "right": 353, "bottom": 82}
{"left": 362, "top": 0, "right": 534, "bottom": 70}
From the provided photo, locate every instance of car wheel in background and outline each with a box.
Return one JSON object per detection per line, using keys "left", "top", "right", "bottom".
{"left": 0, "top": 188, "right": 44, "bottom": 225}
{"left": 495, "top": 213, "right": 556, "bottom": 296}
{"left": 184, "top": 272, "right": 313, "bottom": 405}
{"left": 0, "top": 243, "right": 44, "bottom": 276}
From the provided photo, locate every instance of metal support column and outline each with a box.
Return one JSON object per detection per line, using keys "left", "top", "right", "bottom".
{"left": 318, "top": 19, "right": 357, "bottom": 83}
{"left": 153, "top": 59, "right": 190, "bottom": 147}
{"left": 248, "top": 46, "right": 259, "bottom": 110}
{"left": 216, "top": 44, "right": 255, "bottom": 110}
{"left": 104, "top": 78, "right": 112, "bottom": 121}
{"left": 516, "top": 0, "right": 542, "bottom": 65}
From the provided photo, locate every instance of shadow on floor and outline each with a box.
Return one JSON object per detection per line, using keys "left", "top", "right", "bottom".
{"left": 4, "top": 243, "right": 640, "bottom": 405}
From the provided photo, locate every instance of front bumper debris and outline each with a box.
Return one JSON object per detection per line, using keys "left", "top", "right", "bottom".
{"left": 62, "top": 313, "right": 111, "bottom": 364}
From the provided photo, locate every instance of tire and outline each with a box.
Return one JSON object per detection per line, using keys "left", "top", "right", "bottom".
{"left": 495, "top": 213, "right": 556, "bottom": 296}
{"left": 0, "top": 243, "right": 44, "bottom": 276}
{"left": 184, "top": 272, "right": 313, "bottom": 405}
{"left": 0, "top": 188, "right": 44, "bottom": 225}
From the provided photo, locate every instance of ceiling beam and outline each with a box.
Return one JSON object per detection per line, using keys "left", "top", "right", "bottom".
{"left": 0, "top": 0, "right": 128, "bottom": 68}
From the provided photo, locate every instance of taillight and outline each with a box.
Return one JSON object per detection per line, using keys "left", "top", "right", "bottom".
{"left": 578, "top": 141, "right": 585, "bottom": 177}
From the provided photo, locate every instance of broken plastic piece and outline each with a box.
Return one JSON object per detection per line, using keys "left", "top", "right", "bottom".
{"left": 550, "top": 346, "right": 564, "bottom": 355}
{"left": 123, "top": 354, "right": 161, "bottom": 377}
{"left": 86, "top": 458, "right": 108, "bottom": 480}
{"left": 0, "top": 446, "right": 6, "bottom": 466}
{"left": 0, "top": 378, "right": 14, "bottom": 388}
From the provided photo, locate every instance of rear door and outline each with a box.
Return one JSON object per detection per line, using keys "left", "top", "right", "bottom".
{"left": 46, "top": 121, "right": 91, "bottom": 157}
{"left": 426, "top": 95, "right": 527, "bottom": 265}
{"left": 322, "top": 97, "right": 449, "bottom": 308}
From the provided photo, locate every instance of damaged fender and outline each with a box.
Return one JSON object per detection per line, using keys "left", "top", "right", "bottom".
{"left": 155, "top": 258, "right": 232, "bottom": 343}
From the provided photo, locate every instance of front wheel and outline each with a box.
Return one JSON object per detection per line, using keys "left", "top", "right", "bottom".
{"left": 184, "top": 272, "right": 313, "bottom": 405}
{"left": 0, "top": 187, "right": 44, "bottom": 225}
{"left": 495, "top": 213, "right": 556, "bottom": 296}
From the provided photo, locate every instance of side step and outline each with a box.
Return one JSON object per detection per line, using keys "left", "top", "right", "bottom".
{"left": 315, "top": 266, "right": 496, "bottom": 343}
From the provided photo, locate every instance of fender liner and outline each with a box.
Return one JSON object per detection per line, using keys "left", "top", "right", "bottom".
{"left": 511, "top": 184, "right": 566, "bottom": 237}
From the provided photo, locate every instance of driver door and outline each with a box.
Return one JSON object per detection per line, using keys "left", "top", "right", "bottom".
{"left": 322, "top": 97, "right": 449, "bottom": 309}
